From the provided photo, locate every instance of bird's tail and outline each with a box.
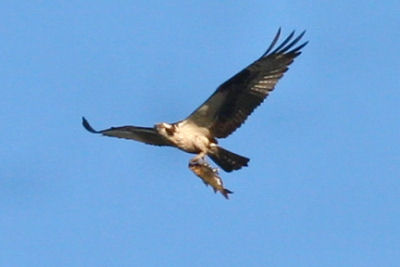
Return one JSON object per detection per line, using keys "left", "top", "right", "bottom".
{"left": 208, "top": 146, "right": 249, "bottom": 172}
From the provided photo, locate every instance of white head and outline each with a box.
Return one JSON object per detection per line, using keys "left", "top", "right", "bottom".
{"left": 155, "top": 122, "right": 176, "bottom": 138}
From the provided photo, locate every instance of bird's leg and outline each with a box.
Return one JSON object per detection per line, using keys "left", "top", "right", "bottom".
{"left": 190, "top": 152, "right": 207, "bottom": 165}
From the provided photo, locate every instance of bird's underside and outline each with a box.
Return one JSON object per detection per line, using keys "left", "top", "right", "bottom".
{"left": 82, "top": 29, "right": 307, "bottom": 199}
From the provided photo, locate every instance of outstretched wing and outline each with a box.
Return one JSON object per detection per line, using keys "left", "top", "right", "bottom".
{"left": 185, "top": 29, "right": 308, "bottom": 138}
{"left": 82, "top": 117, "right": 172, "bottom": 146}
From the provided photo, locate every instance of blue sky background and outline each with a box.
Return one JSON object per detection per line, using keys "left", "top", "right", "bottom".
{"left": 1, "top": 1, "right": 399, "bottom": 266}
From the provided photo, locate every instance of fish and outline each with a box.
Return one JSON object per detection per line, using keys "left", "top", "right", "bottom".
{"left": 189, "top": 160, "right": 233, "bottom": 199}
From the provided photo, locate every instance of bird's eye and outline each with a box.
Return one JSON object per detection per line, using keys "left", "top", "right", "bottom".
{"left": 165, "top": 127, "right": 174, "bottom": 136}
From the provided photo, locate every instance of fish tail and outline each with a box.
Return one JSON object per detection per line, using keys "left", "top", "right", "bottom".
{"left": 221, "top": 188, "right": 233, "bottom": 199}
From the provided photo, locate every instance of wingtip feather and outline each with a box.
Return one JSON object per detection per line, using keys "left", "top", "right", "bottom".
{"left": 262, "top": 29, "right": 308, "bottom": 57}
{"left": 82, "top": 117, "right": 99, "bottom": 133}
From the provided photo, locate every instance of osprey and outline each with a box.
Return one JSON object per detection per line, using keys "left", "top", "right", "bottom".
{"left": 83, "top": 29, "right": 307, "bottom": 194}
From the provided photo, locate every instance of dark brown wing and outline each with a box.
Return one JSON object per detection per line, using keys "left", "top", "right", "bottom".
{"left": 185, "top": 29, "right": 308, "bottom": 138}
{"left": 82, "top": 117, "right": 172, "bottom": 146}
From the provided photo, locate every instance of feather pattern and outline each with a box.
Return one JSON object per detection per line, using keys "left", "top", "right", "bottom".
{"left": 186, "top": 29, "right": 308, "bottom": 138}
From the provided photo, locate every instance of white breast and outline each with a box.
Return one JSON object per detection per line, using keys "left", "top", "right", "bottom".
{"left": 173, "top": 121, "right": 211, "bottom": 153}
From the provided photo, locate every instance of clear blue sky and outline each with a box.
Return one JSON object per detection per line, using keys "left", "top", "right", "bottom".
{"left": 1, "top": 1, "right": 399, "bottom": 266}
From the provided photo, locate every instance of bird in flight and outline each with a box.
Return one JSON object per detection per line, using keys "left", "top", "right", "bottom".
{"left": 83, "top": 29, "right": 307, "bottom": 197}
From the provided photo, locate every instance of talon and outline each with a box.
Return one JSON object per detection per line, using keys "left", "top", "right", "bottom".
{"left": 190, "top": 152, "right": 206, "bottom": 165}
